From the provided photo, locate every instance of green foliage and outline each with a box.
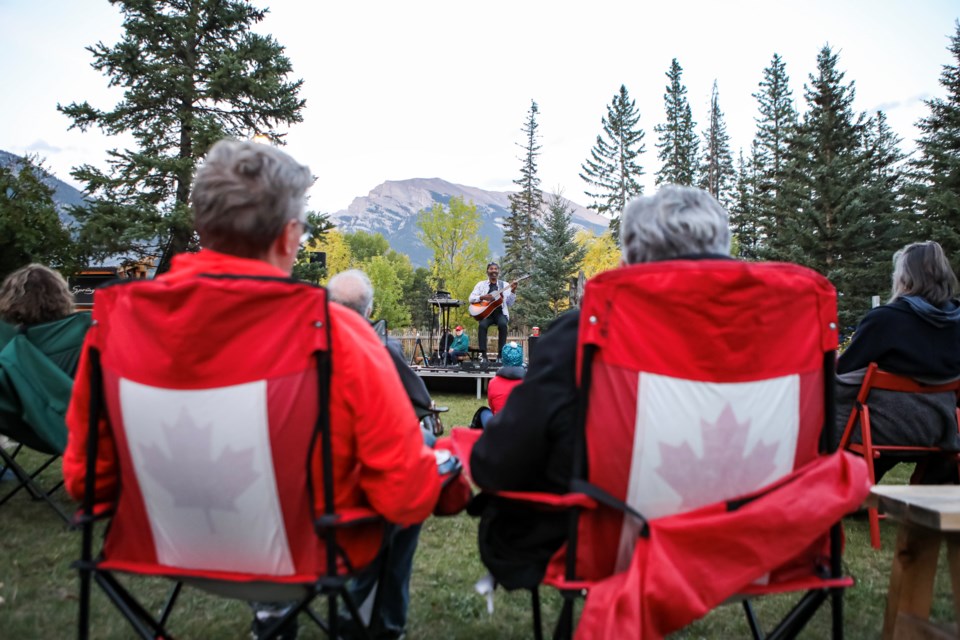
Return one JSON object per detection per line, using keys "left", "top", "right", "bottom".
{"left": 59, "top": 0, "right": 305, "bottom": 271}
{"left": 416, "top": 196, "right": 489, "bottom": 327}
{"left": 655, "top": 59, "right": 699, "bottom": 187}
{"left": 345, "top": 230, "right": 390, "bottom": 262}
{"left": 728, "top": 150, "right": 761, "bottom": 260}
{"left": 291, "top": 212, "right": 334, "bottom": 284}
{"left": 365, "top": 254, "right": 411, "bottom": 329}
{"left": 698, "top": 81, "right": 735, "bottom": 209}
{"left": 751, "top": 53, "right": 799, "bottom": 255}
{"left": 580, "top": 85, "right": 646, "bottom": 237}
{"left": 504, "top": 100, "right": 542, "bottom": 284}
{"left": 525, "top": 193, "right": 587, "bottom": 328}
{"left": 0, "top": 156, "right": 81, "bottom": 279}
{"left": 771, "top": 46, "right": 900, "bottom": 329}
{"left": 406, "top": 267, "right": 436, "bottom": 331}
{"left": 910, "top": 21, "right": 960, "bottom": 270}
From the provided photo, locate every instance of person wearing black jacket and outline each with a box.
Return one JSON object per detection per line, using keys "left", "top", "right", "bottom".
{"left": 469, "top": 186, "right": 733, "bottom": 590}
{"left": 834, "top": 241, "right": 960, "bottom": 481}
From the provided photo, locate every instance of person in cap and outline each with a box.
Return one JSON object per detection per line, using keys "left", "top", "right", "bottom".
{"left": 445, "top": 325, "right": 470, "bottom": 365}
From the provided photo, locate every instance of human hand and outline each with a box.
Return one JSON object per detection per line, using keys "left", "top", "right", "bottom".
{"left": 480, "top": 294, "right": 493, "bottom": 302}
{"left": 510, "top": 282, "right": 518, "bottom": 292}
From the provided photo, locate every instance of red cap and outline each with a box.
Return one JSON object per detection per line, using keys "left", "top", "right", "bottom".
{"left": 455, "top": 325, "right": 463, "bottom": 331}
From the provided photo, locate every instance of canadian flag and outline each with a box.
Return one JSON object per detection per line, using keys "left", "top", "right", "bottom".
{"left": 615, "top": 372, "right": 799, "bottom": 571}
{"left": 120, "top": 378, "right": 295, "bottom": 575}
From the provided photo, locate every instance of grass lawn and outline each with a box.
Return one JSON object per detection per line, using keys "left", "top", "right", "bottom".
{"left": 0, "top": 391, "right": 956, "bottom": 638}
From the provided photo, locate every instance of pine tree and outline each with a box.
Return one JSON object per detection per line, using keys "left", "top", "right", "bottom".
{"left": 0, "top": 155, "right": 81, "bottom": 279}
{"left": 752, "top": 53, "right": 799, "bottom": 256}
{"left": 59, "top": 0, "right": 305, "bottom": 272}
{"left": 698, "top": 81, "right": 735, "bottom": 208}
{"left": 773, "top": 46, "right": 882, "bottom": 329}
{"left": 655, "top": 59, "right": 699, "bottom": 186}
{"left": 911, "top": 21, "right": 960, "bottom": 269}
{"left": 504, "top": 100, "right": 543, "bottom": 325}
{"left": 579, "top": 85, "right": 645, "bottom": 238}
{"left": 859, "top": 111, "right": 910, "bottom": 289}
{"left": 728, "top": 149, "right": 761, "bottom": 259}
{"left": 526, "top": 193, "right": 587, "bottom": 327}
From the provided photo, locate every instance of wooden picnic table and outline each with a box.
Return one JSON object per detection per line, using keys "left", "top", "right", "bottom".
{"left": 869, "top": 485, "right": 960, "bottom": 639}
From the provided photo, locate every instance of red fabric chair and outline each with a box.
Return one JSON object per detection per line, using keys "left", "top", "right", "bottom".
{"left": 452, "top": 260, "right": 870, "bottom": 640}
{"left": 73, "top": 275, "right": 392, "bottom": 640}
{"left": 836, "top": 363, "right": 960, "bottom": 549}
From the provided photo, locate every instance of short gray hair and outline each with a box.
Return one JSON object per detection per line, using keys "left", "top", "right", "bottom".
{"left": 327, "top": 269, "right": 374, "bottom": 318}
{"left": 620, "top": 185, "right": 731, "bottom": 264}
{"left": 191, "top": 139, "right": 313, "bottom": 258}
{"left": 890, "top": 241, "right": 958, "bottom": 306}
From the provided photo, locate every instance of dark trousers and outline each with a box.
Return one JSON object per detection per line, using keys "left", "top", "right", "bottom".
{"left": 477, "top": 308, "right": 508, "bottom": 359}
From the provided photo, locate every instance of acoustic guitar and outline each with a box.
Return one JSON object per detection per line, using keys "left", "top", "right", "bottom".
{"left": 468, "top": 275, "right": 531, "bottom": 320}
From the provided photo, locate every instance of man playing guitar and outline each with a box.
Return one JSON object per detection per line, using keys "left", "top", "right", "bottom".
{"left": 469, "top": 262, "right": 518, "bottom": 361}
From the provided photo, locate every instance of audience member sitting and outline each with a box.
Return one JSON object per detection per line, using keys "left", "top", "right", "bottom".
{"left": 62, "top": 139, "right": 442, "bottom": 640}
{"left": 328, "top": 267, "right": 441, "bottom": 639}
{"left": 445, "top": 325, "right": 469, "bottom": 365}
{"left": 0, "top": 264, "right": 91, "bottom": 455}
{"left": 469, "top": 185, "right": 732, "bottom": 590}
{"left": 488, "top": 341, "right": 525, "bottom": 414}
{"left": 833, "top": 240, "right": 960, "bottom": 483}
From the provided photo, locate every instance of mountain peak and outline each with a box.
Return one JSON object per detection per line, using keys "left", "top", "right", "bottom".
{"left": 331, "top": 178, "right": 608, "bottom": 267}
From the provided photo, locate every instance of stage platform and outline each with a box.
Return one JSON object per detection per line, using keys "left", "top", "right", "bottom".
{"left": 412, "top": 366, "right": 497, "bottom": 399}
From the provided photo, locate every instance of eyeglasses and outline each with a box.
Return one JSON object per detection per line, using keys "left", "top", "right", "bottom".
{"left": 296, "top": 219, "right": 314, "bottom": 246}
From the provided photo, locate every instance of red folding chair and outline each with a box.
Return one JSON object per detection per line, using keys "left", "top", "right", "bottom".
{"left": 836, "top": 363, "right": 960, "bottom": 549}
{"left": 452, "top": 260, "right": 870, "bottom": 639}
{"left": 73, "top": 275, "right": 392, "bottom": 640}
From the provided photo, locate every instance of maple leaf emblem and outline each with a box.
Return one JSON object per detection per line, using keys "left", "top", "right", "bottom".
{"left": 654, "top": 403, "right": 780, "bottom": 511}
{"left": 139, "top": 408, "right": 261, "bottom": 533}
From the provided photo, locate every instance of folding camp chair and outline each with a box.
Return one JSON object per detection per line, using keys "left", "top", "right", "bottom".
{"left": 0, "top": 314, "right": 91, "bottom": 523}
{"left": 836, "top": 363, "right": 960, "bottom": 549}
{"left": 454, "top": 260, "right": 870, "bottom": 639}
{"left": 74, "top": 275, "right": 392, "bottom": 640}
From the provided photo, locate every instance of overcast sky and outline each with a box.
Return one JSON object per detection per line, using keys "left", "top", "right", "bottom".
{"left": 1, "top": 1, "right": 957, "bottom": 214}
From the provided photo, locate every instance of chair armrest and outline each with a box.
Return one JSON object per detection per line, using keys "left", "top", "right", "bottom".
{"left": 315, "top": 507, "right": 383, "bottom": 531}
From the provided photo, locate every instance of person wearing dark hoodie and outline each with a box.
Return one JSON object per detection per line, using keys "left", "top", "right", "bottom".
{"left": 834, "top": 240, "right": 960, "bottom": 482}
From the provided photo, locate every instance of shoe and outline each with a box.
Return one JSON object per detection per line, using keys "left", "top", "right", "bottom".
{"left": 251, "top": 612, "right": 298, "bottom": 640}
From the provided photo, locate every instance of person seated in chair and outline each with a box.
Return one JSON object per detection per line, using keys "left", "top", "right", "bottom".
{"left": 833, "top": 240, "right": 960, "bottom": 483}
{"left": 469, "top": 185, "right": 732, "bottom": 591}
{"left": 445, "top": 325, "right": 469, "bottom": 365}
{"left": 62, "top": 140, "right": 443, "bottom": 640}
{"left": 327, "top": 267, "right": 439, "bottom": 638}
{"left": 471, "top": 341, "right": 527, "bottom": 429}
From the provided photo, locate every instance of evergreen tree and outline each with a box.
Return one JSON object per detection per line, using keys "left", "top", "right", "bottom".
{"left": 579, "top": 85, "right": 645, "bottom": 238}
{"left": 859, "top": 111, "right": 910, "bottom": 288}
{"left": 655, "top": 59, "right": 699, "bottom": 186}
{"left": 728, "top": 149, "right": 761, "bottom": 259}
{"left": 772, "top": 46, "right": 882, "bottom": 329}
{"left": 60, "top": 0, "right": 305, "bottom": 272}
{"left": 752, "top": 53, "right": 799, "bottom": 256}
{"left": 0, "top": 155, "right": 81, "bottom": 279}
{"left": 911, "top": 22, "right": 960, "bottom": 269}
{"left": 505, "top": 100, "right": 543, "bottom": 277}
{"left": 504, "top": 100, "right": 543, "bottom": 325}
{"left": 698, "top": 81, "right": 735, "bottom": 208}
{"left": 526, "top": 193, "right": 587, "bottom": 327}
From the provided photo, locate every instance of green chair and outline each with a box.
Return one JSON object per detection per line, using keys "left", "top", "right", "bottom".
{"left": 0, "top": 313, "right": 91, "bottom": 522}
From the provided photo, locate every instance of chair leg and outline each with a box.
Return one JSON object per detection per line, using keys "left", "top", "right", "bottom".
{"left": 830, "top": 586, "right": 845, "bottom": 640}
{"left": 158, "top": 582, "right": 182, "bottom": 627}
{"left": 742, "top": 599, "right": 764, "bottom": 639}
{"left": 552, "top": 594, "right": 575, "bottom": 640}
{"left": 531, "top": 587, "right": 543, "bottom": 640}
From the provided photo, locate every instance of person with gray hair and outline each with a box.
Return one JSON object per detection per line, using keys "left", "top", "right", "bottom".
{"left": 468, "top": 185, "right": 734, "bottom": 590}
{"left": 327, "top": 268, "right": 439, "bottom": 639}
{"left": 63, "top": 140, "right": 443, "bottom": 640}
{"left": 834, "top": 240, "right": 960, "bottom": 482}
